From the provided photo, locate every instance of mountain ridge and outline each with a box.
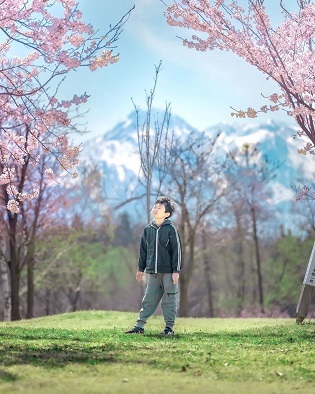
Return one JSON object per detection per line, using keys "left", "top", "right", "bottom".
{"left": 81, "top": 111, "right": 314, "bottom": 217}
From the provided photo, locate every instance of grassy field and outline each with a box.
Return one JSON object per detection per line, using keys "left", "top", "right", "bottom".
{"left": 0, "top": 311, "right": 314, "bottom": 393}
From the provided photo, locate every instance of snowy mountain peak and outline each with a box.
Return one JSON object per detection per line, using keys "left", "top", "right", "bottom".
{"left": 81, "top": 111, "right": 315, "bottom": 211}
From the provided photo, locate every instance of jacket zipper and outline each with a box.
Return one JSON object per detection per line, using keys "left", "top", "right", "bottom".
{"left": 155, "top": 227, "right": 160, "bottom": 273}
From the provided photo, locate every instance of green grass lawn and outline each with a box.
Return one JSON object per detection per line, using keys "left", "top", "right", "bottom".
{"left": 0, "top": 311, "right": 314, "bottom": 393}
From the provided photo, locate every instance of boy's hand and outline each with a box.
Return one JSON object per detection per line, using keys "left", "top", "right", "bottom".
{"left": 172, "top": 272, "right": 180, "bottom": 284}
{"left": 136, "top": 271, "right": 144, "bottom": 281}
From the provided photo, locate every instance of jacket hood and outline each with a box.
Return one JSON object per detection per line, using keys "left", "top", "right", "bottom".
{"left": 150, "top": 218, "right": 172, "bottom": 229}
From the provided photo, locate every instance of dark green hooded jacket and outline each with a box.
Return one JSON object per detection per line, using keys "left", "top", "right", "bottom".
{"left": 138, "top": 219, "right": 182, "bottom": 274}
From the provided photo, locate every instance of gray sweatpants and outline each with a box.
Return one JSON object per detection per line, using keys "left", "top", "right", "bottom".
{"left": 136, "top": 273, "right": 179, "bottom": 329}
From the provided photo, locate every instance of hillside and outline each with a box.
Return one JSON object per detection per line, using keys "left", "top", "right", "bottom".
{"left": 0, "top": 311, "right": 314, "bottom": 394}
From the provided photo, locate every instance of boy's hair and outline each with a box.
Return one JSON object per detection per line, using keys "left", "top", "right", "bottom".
{"left": 154, "top": 196, "right": 175, "bottom": 218}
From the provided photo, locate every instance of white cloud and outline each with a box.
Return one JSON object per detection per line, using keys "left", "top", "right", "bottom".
{"left": 268, "top": 182, "right": 295, "bottom": 204}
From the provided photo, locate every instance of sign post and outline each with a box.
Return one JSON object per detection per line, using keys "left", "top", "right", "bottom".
{"left": 296, "top": 240, "right": 315, "bottom": 323}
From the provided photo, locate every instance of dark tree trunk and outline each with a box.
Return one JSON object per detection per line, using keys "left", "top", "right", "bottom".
{"left": 9, "top": 215, "right": 20, "bottom": 321}
{"left": 68, "top": 272, "right": 82, "bottom": 312}
{"left": 45, "top": 288, "right": 51, "bottom": 315}
{"left": 179, "top": 276, "right": 189, "bottom": 317}
{"left": 27, "top": 258, "right": 34, "bottom": 318}
{"left": 0, "top": 235, "right": 11, "bottom": 321}
{"left": 251, "top": 206, "right": 264, "bottom": 313}
{"left": 69, "top": 289, "right": 80, "bottom": 312}
{"left": 235, "top": 214, "right": 245, "bottom": 315}
{"left": 178, "top": 235, "right": 195, "bottom": 317}
{"left": 202, "top": 229, "right": 214, "bottom": 317}
{"left": 9, "top": 255, "right": 20, "bottom": 321}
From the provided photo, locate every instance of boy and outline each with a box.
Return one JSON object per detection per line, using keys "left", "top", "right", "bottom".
{"left": 125, "top": 196, "right": 182, "bottom": 335}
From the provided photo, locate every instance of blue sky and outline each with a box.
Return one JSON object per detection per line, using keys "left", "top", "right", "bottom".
{"left": 65, "top": 0, "right": 293, "bottom": 144}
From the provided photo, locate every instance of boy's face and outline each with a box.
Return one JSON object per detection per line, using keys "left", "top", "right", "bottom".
{"left": 152, "top": 203, "right": 170, "bottom": 221}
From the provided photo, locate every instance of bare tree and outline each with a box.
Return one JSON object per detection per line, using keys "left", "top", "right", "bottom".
{"left": 133, "top": 61, "right": 174, "bottom": 222}
{"left": 164, "top": 130, "right": 227, "bottom": 316}
{"left": 227, "top": 143, "right": 280, "bottom": 313}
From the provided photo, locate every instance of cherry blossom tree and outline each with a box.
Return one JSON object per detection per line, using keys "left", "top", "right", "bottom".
{"left": 1, "top": 126, "right": 84, "bottom": 320}
{"left": 164, "top": 130, "right": 227, "bottom": 316}
{"left": 165, "top": 0, "right": 315, "bottom": 322}
{"left": 0, "top": 0, "right": 133, "bottom": 214}
{"left": 0, "top": 0, "right": 133, "bottom": 320}
{"left": 165, "top": 1, "right": 315, "bottom": 152}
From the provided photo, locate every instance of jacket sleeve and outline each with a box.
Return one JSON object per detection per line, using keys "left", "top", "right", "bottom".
{"left": 138, "top": 231, "right": 147, "bottom": 272}
{"left": 170, "top": 226, "right": 182, "bottom": 273}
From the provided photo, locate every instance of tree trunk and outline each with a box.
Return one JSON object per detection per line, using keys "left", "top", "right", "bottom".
{"left": 178, "top": 234, "right": 195, "bottom": 317}
{"left": 251, "top": 206, "right": 264, "bottom": 313}
{"left": 9, "top": 255, "right": 21, "bottom": 321}
{"left": 45, "top": 288, "right": 51, "bottom": 316}
{"left": 177, "top": 197, "right": 187, "bottom": 316}
{"left": 8, "top": 212, "right": 21, "bottom": 321}
{"left": 1, "top": 262, "right": 11, "bottom": 321}
{"left": 235, "top": 214, "right": 245, "bottom": 315}
{"left": 202, "top": 229, "right": 214, "bottom": 317}
{"left": 69, "top": 289, "right": 80, "bottom": 312}
{"left": 27, "top": 258, "right": 34, "bottom": 319}
{"left": 179, "top": 275, "right": 189, "bottom": 317}
{"left": 146, "top": 177, "right": 152, "bottom": 223}
{"left": 0, "top": 235, "right": 11, "bottom": 321}
{"left": 69, "top": 272, "right": 82, "bottom": 312}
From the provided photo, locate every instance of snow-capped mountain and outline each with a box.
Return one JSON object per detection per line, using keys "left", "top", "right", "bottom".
{"left": 81, "top": 110, "right": 315, "bottom": 219}
{"left": 205, "top": 120, "right": 314, "bottom": 204}
{"left": 82, "top": 110, "right": 202, "bottom": 209}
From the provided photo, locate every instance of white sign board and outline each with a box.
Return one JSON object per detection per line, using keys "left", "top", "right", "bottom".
{"left": 303, "top": 240, "right": 315, "bottom": 287}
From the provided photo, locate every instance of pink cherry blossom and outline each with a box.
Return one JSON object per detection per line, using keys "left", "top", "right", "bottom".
{"left": 7, "top": 199, "right": 20, "bottom": 214}
{"left": 0, "top": 1, "right": 134, "bottom": 212}
{"left": 166, "top": 1, "right": 315, "bottom": 152}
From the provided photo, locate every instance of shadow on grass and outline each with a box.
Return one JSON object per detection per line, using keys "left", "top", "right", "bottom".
{"left": 0, "top": 369, "right": 17, "bottom": 382}
{"left": 0, "top": 323, "right": 314, "bottom": 370}
{"left": 0, "top": 344, "right": 117, "bottom": 368}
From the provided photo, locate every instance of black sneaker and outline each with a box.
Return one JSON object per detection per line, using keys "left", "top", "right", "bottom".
{"left": 159, "top": 327, "right": 174, "bottom": 336}
{"left": 125, "top": 326, "right": 144, "bottom": 334}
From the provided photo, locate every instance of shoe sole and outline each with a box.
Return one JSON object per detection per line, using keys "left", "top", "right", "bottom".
{"left": 125, "top": 331, "right": 144, "bottom": 334}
